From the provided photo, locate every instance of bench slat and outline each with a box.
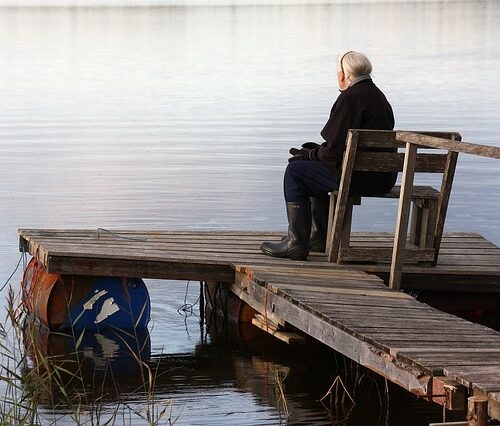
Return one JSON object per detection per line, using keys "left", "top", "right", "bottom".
{"left": 332, "top": 186, "right": 440, "bottom": 200}
{"left": 354, "top": 152, "right": 447, "bottom": 173}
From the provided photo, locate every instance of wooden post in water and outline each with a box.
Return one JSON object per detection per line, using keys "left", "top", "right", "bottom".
{"left": 467, "top": 396, "right": 488, "bottom": 426}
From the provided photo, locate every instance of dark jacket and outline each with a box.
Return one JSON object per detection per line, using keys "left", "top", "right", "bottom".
{"left": 309, "top": 78, "right": 396, "bottom": 195}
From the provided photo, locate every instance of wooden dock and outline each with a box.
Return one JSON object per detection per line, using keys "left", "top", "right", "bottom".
{"left": 19, "top": 229, "right": 500, "bottom": 292}
{"left": 18, "top": 228, "right": 500, "bottom": 420}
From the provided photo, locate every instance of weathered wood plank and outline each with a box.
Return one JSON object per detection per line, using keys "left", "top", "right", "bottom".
{"left": 434, "top": 147, "right": 459, "bottom": 263}
{"left": 46, "top": 255, "right": 235, "bottom": 282}
{"left": 355, "top": 129, "right": 460, "bottom": 148}
{"left": 251, "top": 317, "right": 305, "bottom": 345}
{"left": 354, "top": 152, "right": 447, "bottom": 173}
{"left": 339, "top": 246, "right": 435, "bottom": 262}
{"left": 267, "top": 284, "right": 413, "bottom": 299}
{"left": 327, "top": 130, "right": 359, "bottom": 262}
{"left": 397, "top": 131, "right": 500, "bottom": 159}
{"left": 390, "top": 142, "right": 417, "bottom": 290}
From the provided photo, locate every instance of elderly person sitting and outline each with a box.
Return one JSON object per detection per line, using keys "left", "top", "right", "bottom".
{"left": 260, "top": 51, "right": 396, "bottom": 261}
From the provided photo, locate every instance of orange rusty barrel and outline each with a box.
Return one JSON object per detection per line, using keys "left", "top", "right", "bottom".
{"left": 22, "top": 258, "right": 61, "bottom": 329}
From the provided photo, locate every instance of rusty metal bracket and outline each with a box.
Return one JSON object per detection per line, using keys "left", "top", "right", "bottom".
{"left": 19, "top": 236, "right": 29, "bottom": 253}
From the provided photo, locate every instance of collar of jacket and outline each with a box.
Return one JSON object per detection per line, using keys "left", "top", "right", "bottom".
{"left": 349, "top": 75, "right": 372, "bottom": 87}
{"left": 339, "top": 75, "right": 372, "bottom": 92}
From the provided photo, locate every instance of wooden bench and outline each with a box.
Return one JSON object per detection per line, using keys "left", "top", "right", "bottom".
{"left": 325, "top": 129, "right": 461, "bottom": 289}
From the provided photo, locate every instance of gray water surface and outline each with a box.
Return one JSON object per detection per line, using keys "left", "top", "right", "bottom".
{"left": 1, "top": 1, "right": 499, "bottom": 424}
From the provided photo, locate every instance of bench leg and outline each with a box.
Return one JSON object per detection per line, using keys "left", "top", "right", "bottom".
{"left": 340, "top": 202, "right": 354, "bottom": 251}
{"left": 409, "top": 202, "right": 423, "bottom": 246}
{"left": 423, "top": 199, "right": 438, "bottom": 248}
{"left": 326, "top": 194, "right": 357, "bottom": 262}
{"left": 409, "top": 199, "right": 438, "bottom": 249}
{"left": 326, "top": 193, "right": 337, "bottom": 255}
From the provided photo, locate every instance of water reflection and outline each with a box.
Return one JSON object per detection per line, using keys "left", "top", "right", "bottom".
{"left": 23, "top": 287, "right": 469, "bottom": 425}
{"left": 26, "top": 325, "right": 152, "bottom": 402}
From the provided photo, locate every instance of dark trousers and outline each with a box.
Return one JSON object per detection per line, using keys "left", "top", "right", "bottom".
{"left": 284, "top": 160, "right": 340, "bottom": 203}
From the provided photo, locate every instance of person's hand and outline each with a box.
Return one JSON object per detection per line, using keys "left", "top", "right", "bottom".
{"left": 288, "top": 147, "right": 310, "bottom": 162}
{"left": 301, "top": 142, "right": 320, "bottom": 150}
{"left": 289, "top": 147, "right": 308, "bottom": 156}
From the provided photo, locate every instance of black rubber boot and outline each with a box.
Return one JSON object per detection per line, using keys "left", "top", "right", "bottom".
{"left": 260, "top": 202, "right": 311, "bottom": 261}
{"left": 309, "top": 197, "right": 330, "bottom": 253}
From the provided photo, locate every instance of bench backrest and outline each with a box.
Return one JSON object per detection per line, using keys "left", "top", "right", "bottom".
{"left": 352, "top": 130, "right": 461, "bottom": 173}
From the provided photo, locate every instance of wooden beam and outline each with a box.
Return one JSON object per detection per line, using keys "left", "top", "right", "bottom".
{"left": 431, "top": 375, "right": 466, "bottom": 410}
{"left": 327, "top": 130, "right": 359, "bottom": 262}
{"left": 396, "top": 131, "right": 500, "bottom": 160}
{"left": 467, "top": 396, "right": 489, "bottom": 426}
{"left": 434, "top": 148, "right": 459, "bottom": 263}
{"left": 389, "top": 142, "right": 417, "bottom": 290}
{"left": 46, "top": 255, "right": 235, "bottom": 282}
{"left": 340, "top": 246, "right": 434, "bottom": 263}
{"left": 251, "top": 317, "right": 305, "bottom": 345}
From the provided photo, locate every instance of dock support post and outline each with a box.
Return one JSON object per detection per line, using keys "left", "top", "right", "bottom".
{"left": 467, "top": 396, "right": 488, "bottom": 426}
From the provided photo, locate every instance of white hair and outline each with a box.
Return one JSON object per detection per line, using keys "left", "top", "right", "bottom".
{"left": 337, "top": 51, "right": 372, "bottom": 82}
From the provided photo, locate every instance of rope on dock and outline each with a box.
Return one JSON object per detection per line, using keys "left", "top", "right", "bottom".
{"left": 1, "top": 251, "right": 27, "bottom": 293}
{"left": 177, "top": 280, "right": 201, "bottom": 317}
{"left": 96, "top": 228, "right": 148, "bottom": 242}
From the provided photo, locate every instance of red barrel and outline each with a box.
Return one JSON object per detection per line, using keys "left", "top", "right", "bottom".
{"left": 22, "top": 258, "right": 62, "bottom": 329}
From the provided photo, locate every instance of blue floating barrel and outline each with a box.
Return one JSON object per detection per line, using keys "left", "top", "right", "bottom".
{"left": 65, "top": 277, "right": 151, "bottom": 330}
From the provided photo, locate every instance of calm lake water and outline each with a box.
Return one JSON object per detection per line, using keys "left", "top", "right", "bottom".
{"left": 1, "top": 1, "right": 500, "bottom": 424}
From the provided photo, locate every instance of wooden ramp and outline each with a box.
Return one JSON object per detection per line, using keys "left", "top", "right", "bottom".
{"left": 17, "top": 228, "right": 500, "bottom": 419}
{"left": 18, "top": 229, "right": 500, "bottom": 292}
{"left": 232, "top": 263, "right": 500, "bottom": 418}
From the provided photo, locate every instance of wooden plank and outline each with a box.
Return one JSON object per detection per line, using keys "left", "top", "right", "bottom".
{"left": 355, "top": 129, "right": 460, "bottom": 148}
{"left": 266, "top": 284, "right": 412, "bottom": 299}
{"left": 246, "top": 265, "right": 383, "bottom": 279}
{"left": 399, "top": 353, "right": 500, "bottom": 361}
{"left": 444, "top": 366, "right": 500, "bottom": 379}
{"left": 431, "top": 375, "right": 466, "bottom": 411}
{"left": 391, "top": 347, "right": 500, "bottom": 356}
{"left": 434, "top": 148, "right": 459, "bottom": 263}
{"left": 358, "top": 333, "right": 500, "bottom": 344}
{"left": 396, "top": 131, "right": 500, "bottom": 159}
{"left": 46, "top": 255, "right": 235, "bottom": 282}
{"left": 251, "top": 317, "right": 305, "bottom": 345}
{"left": 390, "top": 142, "right": 417, "bottom": 290}
{"left": 354, "top": 151, "right": 447, "bottom": 173}
{"left": 327, "top": 130, "right": 358, "bottom": 262}
{"left": 339, "top": 246, "right": 435, "bottom": 262}
{"left": 340, "top": 197, "right": 354, "bottom": 250}
{"left": 326, "top": 192, "right": 336, "bottom": 255}
{"left": 19, "top": 228, "right": 284, "bottom": 238}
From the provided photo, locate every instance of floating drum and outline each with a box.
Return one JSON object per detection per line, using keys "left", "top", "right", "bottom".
{"left": 22, "top": 258, "right": 150, "bottom": 330}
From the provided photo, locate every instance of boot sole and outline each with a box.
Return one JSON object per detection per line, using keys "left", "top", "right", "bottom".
{"left": 260, "top": 245, "right": 308, "bottom": 261}
{"left": 282, "top": 237, "right": 324, "bottom": 253}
